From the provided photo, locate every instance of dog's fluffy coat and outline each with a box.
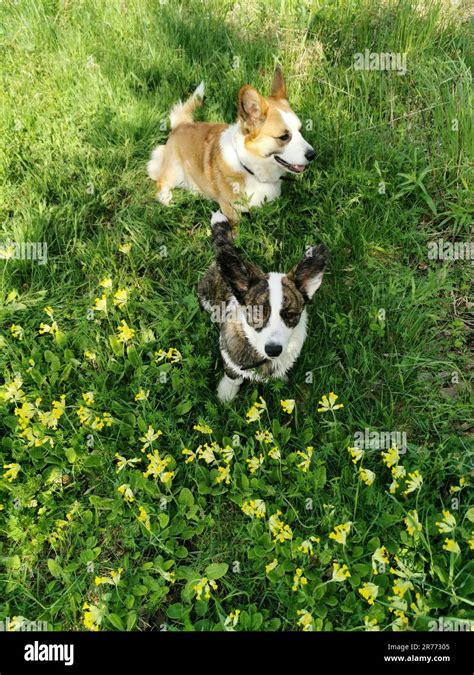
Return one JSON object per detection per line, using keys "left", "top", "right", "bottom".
{"left": 147, "top": 69, "right": 315, "bottom": 223}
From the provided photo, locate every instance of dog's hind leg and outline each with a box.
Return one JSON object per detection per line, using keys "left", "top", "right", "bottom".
{"left": 147, "top": 146, "right": 178, "bottom": 206}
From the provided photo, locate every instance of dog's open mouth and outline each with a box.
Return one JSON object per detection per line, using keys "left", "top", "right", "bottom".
{"left": 275, "top": 155, "right": 306, "bottom": 173}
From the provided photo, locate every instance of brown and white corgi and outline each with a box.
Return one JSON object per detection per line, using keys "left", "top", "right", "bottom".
{"left": 147, "top": 68, "right": 315, "bottom": 224}
{"left": 198, "top": 212, "right": 329, "bottom": 402}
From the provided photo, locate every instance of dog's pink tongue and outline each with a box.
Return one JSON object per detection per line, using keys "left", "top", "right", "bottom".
{"left": 290, "top": 164, "right": 305, "bottom": 173}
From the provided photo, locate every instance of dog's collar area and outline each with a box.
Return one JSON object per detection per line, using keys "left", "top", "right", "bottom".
{"left": 240, "top": 357, "right": 269, "bottom": 370}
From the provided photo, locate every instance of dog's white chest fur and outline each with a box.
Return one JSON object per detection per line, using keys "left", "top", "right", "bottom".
{"left": 219, "top": 124, "right": 283, "bottom": 209}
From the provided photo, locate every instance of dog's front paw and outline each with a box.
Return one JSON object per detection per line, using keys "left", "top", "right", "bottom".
{"left": 217, "top": 374, "right": 242, "bottom": 403}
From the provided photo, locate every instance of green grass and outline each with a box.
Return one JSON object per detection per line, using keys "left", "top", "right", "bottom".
{"left": 0, "top": 0, "right": 472, "bottom": 632}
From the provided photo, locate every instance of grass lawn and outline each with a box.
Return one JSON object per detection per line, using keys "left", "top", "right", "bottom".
{"left": 0, "top": 0, "right": 472, "bottom": 632}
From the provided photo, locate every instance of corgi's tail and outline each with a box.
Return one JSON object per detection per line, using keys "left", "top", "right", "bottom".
{"left": 169, "top": 81, "right": 204, "bottom": 130}
{"left": 146, "top": 145, "right": 165, "bottom": 180}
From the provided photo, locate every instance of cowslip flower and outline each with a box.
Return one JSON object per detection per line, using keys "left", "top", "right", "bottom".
{"left": 298, "top": 536, "right": 320, "bottom": 555}
{"left": 442, "top": 538, "right": 460, "bottom": 554}
{"left": 296, "top": 446, "right": 313, "bottom": 473}
{"left": 317, "top": 392, "right": 344, "bottom": 413}
{"left": 10, "top": 324, "right": 24, "bottom": 341}
{"left": 224, "top": 610, "right": 241, "bottom": 630}
{"left": 389, "top": 464, "right": 406, "bottom": 493}
{"left": 435, "top": 511, "right": 456, "bottom": 533}
{"left": 246, "top": 454, "right": 264, "bottom": 474}
{"left": 391, "top": 609, "right": 409, "bottom": 631}
{"left": 265, "top": 559, "right": 279, "bottom": 574}
{"left": 139, "top": 426, "right": 162, "bottom": 452}
{"left": 82, "top": 602, "right": 103, "bottom": 631}
{"left": 193, "top": 423, "right": 213, "bottom": 434}
{"left": 95, "top": 567, "right": 123, "bottom": 586}
{"left": 134, "top": 389, "right": 148, "bottom": 401}
{"left": 280, "top": 399, "right": 295, "bottom": 414}
{"left": 155, "top": 348, "right": 182, "bottom": 364}
{"left": 215, "top": 465, "right": 231, "bottom": 485}
{"left": 117, "top": 484, "right": 135, "bottom": 503}
{"left": 193, "top": 577, "right": 218, "bottom": 601}
{"left": 118, "top": 242, "right": 132, "bottom": 254}
{"left": 392, "top": 578, "right": 414, "bottom": 598}
{"left": 241, "top": 499, "right": 266, "bottom": 519}
{"left": 39, "top": 321, "right": 59, "bottom": 336}
{"left": 181, "top": 448, "right": 196, "bottom": 464}
{"left": 197, "top": 442, "right": 218, "bottom": 465}
{"left": 219, "top": 445, "right": 234, "bottom": 463}
{"left": 137, "top": 505, "right": 151, "bottom": 531}
{"left": 296, "top": 609, "right": 314, "bottom": 632}
{"left": 99, "top": 277, "right": 113, "bottom": 290}
{"left": 255, "top": 429, "right": 273, "bottom": 444}
{"left": 381, "top": 445, "right": 400, "bottom": 468}
{"left": 332, "top": 562, "right": 351, "bottom": 582}
{"left": 404, "top": 510, "right": 422, "bottom": 537}
{"left": 246, "top": 397, "right": 266, "bottom": 423}
{"left": 268, "top": 446, "right": 281, "bottom": 460}
{"left": 269, "top": 511, "right": 293, "bottom": 543}
{"left": 329, "top": 522, "right": 352, "bottom": 546}
{"left": 3, "top": 463, "right": 21, "bottom": 482}
{"left": 82, "top": 391, "right": 95, "bottom": 406}
{"left": 117, "top": 320, "right": 135, "bottom": 343}
{"left": 92, "top": 295, "right": 107, "bottom": 313}
{"left": 143, "top": 449, "right": 174, "bottom": 483}
{"left": 113, "top": 289, "right": 128, "bottom": 308}
{"left": 359, "top": 582, "right": 379, "bottom": 605}
{"left": 449, "top": 477, "right": 466, "bottom": 494}
{"left": 114, "top": 453, "right": 141, "bottom": 473}
{"left": 359, "top": 467, "right": 375, "bottom": 486}
{"left": 372, "top": 546, "right": 389, "bottom": 575}
{"left": 1, "top": 376, "right": 25, "bottom": 403}
{"left": 363, "top": 616, "right": 380, "bottom": 631}
{"left": 404, "top": 470, "right": 423, "bottom": 495}
{"left": 347, "top": 446, "right": 364, "bottom": 464}
{"left": 292, "top": 567, "right": 308, "bottom": 592}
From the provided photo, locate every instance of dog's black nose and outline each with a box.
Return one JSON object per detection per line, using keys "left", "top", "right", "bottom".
{"left": 305, "top": 148, "right": 316, "bottom": 162}
{"left": 265, "top": 343, "right": 283, "bottom": 357}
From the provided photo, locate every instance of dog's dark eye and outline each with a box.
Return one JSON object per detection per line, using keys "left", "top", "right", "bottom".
{"left": 278, "top": 133, "right": 290, "bottom": 142}
{"left": 281, "top": 309, "right": 299, "bottom": 325}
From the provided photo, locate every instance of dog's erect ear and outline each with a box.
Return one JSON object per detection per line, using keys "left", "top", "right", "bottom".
{"left": 211, "top": 211, "right": 263, "bottom": 303}
{"left": 287, "top": 244, "right": 329, "bottom": 301}
{"left": 270, "top": 66, "right": 287, "bottom": 99}
{"left": 238, "top": 85, "right": 268, "bottom": 132}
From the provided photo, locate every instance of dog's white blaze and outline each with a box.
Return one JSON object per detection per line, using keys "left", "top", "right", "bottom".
{"left": 278, "top": 110, "right": 313, "bottom": 166}
{"left": 240, "top": 273, "right": 307, "bottom": 377}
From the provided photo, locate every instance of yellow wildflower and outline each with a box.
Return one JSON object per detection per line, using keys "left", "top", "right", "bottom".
{"left": 193, "top": 423, "right": 213, "bottom": 434}
{"left": 215, "top": 465, "right": 231, "bottom": 485}
{"left": 347, "top": 446, "right": 364, "bottom": 463}
{"left": 296, "top": 446, "right": 313, "bottom": 473}
{"left": 329, "top": 522, "right": 352, "bottom": 546}
{"left": 265, "top": 559, "right": 278, "bottom": 574}
{"left": 442, "top": 538, "right": 460, "bottom": 554}
{"left": 193, "top": 577, "right": 218, "bottom": 601}
{"left": 117, "top": 484, "right": 135, "bottom": 503}
{"left": 359, "top": 467, "right": 376, "bottom": 486}
{"left": 404, "top": 510, "right": 422, "bottom": 537}
{"left": 10, "top": 324, "right": 24, "bottom": 341}
{"left": 332, "top": 562, "right": 351, "bottom": 582}
{"left": 317, "top": 391, "right": 344, "bottom": 412}
{"left": 82, "top": 602, "right": 103, "bottom": 631}
{"left": 82, "top": 391, "right": 95, "bottom": 406}
{"left": 404, "top": 470, "right": 423, "bottom": 495}
{"left": 435, "top": 511, "right": 456, "bottom": 533}
{"left": 93, "top": 295, "right": 107, "bottom": 312}
{"left": 113, "top": 289, "right": 128, "bottom": 308}
{"left": 116, "top": 320, "right": 135, "bottom": 343}
{"left": 359, "top": 582, "right": 379, "bottom": 605}
{"left": 381, "top": 445, "right": 400, "bottom": 468}
{"left": 137, "top": 505, "right": 151, "bottom": 531}
{"left": 292, "top": 567, "right": 308, "bottom": 592}
{"left": 3, "top": 463, "right": 21, "bottom": 482}
{"left": 296, "top": 609, "right": 314, "bottom": 632}
{"left": 246, "top": 454, "right": 264, "bottom": 474}
{"left": 134, "top": 389, "right": 148, "bottom": 401}
{"left": 280, "top": 399, "right": 295, "bottom": 414}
